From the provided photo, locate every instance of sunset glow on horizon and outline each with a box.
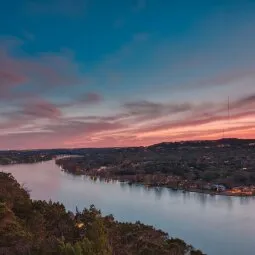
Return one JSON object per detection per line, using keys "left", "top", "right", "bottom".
{"left": 1, "top": 0, "right": 255, "bottom": 150}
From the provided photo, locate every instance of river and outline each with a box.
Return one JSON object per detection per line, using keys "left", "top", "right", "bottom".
{"left": 1, "top": 159, "right": 255, "bottom": 255}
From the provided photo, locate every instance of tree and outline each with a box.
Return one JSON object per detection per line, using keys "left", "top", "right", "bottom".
{"left": 87, "top": 218, "right": 112, "bottom": 254}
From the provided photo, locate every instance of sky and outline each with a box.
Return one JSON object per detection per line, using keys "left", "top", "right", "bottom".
{"left": 0, "top": 0, "right": 255, "bottom": 150}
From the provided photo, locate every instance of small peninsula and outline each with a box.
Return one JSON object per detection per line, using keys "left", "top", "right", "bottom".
{"left": 55, "top": 139, "right": 255, "bottom": 197}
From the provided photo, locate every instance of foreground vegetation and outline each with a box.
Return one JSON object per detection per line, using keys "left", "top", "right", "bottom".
{"left": 0, "top": 172, "right": 204, "bottom": 255}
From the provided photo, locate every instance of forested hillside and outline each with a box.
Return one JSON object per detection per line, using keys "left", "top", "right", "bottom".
{"left": 0, "top": 172, "right": 204, "bottom": 255}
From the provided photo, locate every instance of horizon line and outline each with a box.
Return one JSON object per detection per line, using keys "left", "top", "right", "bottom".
{"left": 1, "top": 137, "right": 254, "bottom": 152}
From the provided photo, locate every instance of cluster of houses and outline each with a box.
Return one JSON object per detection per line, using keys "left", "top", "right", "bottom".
{"left": 226, "top": 186, "right": 255, "bottom": 196}
{"left": 203, "top": 183, "right": 255, "bottom": 196}
{"left": 176, "top": 181, "right": 255, "bottom": 196}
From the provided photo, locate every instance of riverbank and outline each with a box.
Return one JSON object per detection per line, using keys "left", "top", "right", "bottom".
{"left": 59, "top": 166, "right": 255, "bottom": 198}
{"left": 2, "top": 158, "right": 255, "bottom": 255}
{"left": 141, "top": 183, "right": 255, "bottom": 197}
{"left": 54, "top": 147, "right": 255, "bottom": 199}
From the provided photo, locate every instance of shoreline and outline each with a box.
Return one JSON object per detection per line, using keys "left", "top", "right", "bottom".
{"left": 60, "top": 169, "right": 255, "bottom": 198}
{"left": 2, "top": 158, "right": 254, "bottom": 198}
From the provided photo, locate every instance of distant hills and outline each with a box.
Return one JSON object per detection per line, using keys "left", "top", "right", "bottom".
{"left": 1, "top": 138, "right": 255, "bottom": 153}
{"left": 148, "top": 138, "right": 255, "bottom": 149}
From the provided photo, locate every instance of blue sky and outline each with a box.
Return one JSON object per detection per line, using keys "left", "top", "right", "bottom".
{"left": 1, "top": 0, "right": 255, "bottom": 149}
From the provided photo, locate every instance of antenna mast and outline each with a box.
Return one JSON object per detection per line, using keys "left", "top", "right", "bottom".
{"left": 227, "top": 96, "right": 230, "bottom": 137}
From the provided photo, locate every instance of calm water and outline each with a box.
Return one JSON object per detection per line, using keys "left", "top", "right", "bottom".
{"left": 1, "top": 160, "right": 255, "bottom": 255}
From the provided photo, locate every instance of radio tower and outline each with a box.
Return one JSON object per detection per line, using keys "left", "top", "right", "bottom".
{"left": 227, "top": 96, "right": 230, "bottom": 138}
{"left": 222, "top": 97, "right": 230, "bottom": 139}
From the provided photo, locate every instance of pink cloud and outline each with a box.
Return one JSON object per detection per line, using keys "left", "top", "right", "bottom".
{"left": 135, "top": 110, "right": 255, "bottom": 136}
{"left": 230, "top": 93, "right": 255, "bottom": 110}
{"left": 22, "top": 98, "right": 62, "bottom": 119}
{"left": 0, "top": 132, "right": 62, "bottom": 150}
{"left": 1, "top": 92, "right": 255, "bottom": 150}
{"left": 0, "top": 39, "right": 85, "bottom": 100}
{"left": 0, "top": 70, "right": 27, "bottom": 88}
{"left": 0, "top": 49, "right": 27, "bottom": 92}
{"left": 0, "top": 118, "right": 27, "bottom": 130}
{"left": 24, "top": 52, "right": 84, "bottom": 87}
{"left": 0, "top": 119, "right": 126, "bottom": 150}
{"left": 123, "top": 100, "right": 192, "bottom": 121}
{"left": 0, "top": 97, "right": 61, "bottom": 134}
{"left": 65, "top": 124, "right": 255, "bottom": 148}
{"left": 51, "top": 120, "right": 125, "bottom": 138}
{"left": 1, "top": 123, "right": 254, "bottom": 150}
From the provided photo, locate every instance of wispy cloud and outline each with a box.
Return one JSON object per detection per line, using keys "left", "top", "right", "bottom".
{"left": 26, "top": 0, "right": 88, "bottom": 16}
{"left": 231, "top": 93, "right": 255, "bottom": 110}
{"left": 77, "top": 92, "right": 103, "bottom": 105}
{"left": 122, "top": 100, "right": 193, "bottom": 122}
{"left": 133, "top": 33, "right": 149, "bottom": 42}
{"left": 132, "top": 0, "right": 147, "bottom": 12}
{"left": 1, "top": 89, "right": 255, "bottom": 149}
{"left": 0, "top": 69, "right": 27, "bottom": 89}
{"left": 60, "top": 92, "right": 103, "bottom": 108}
{"left": 135, "top": 110, "right": 255, "bottom": 138}
{"left": 22, "top": 98, "right": 62, "bottom": 119}
{"left": 0, "top": 49, "right": 27, "bottom": 90}
{"left": 0, "top": 38, "right": 85, "bottom": 101}
{"left": 194, "top": 69, "right": 255, "bottom": 89}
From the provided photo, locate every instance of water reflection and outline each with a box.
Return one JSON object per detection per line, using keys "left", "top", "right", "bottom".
{"left": 154, "top": 187, "right": 164, "bottom": 200}
{"left": 195, "top": 193, "right": 207, "bottom": 207}
{"left": 2, "top": 160, "right": 255, "bottom": 255}
{"left": 239, "top": 196, "right": 251, "bottom": 205}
